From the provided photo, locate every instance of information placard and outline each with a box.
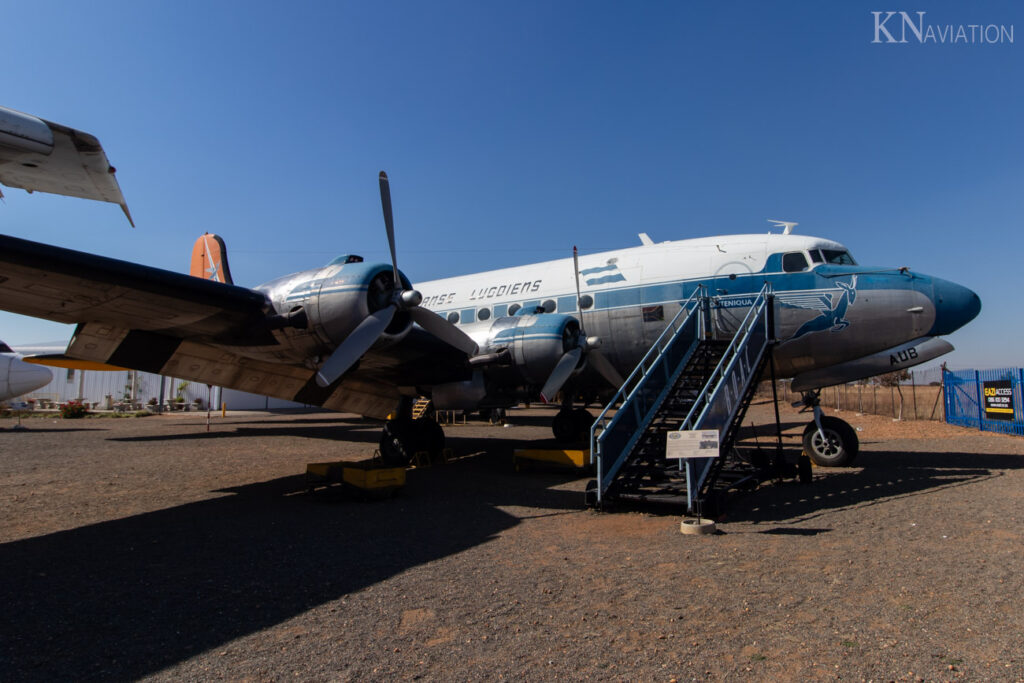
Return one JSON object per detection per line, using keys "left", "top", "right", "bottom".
{"left": 665, "top": 430, "right": 720, "bottom": 459}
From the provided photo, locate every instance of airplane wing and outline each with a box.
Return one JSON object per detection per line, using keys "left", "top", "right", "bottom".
{"left": 0, "top": 234, "right": 268, "bottom": 337}
{"left": 0, "top": 234, "right": 471, "bottom": 418}
{"left": 0, "top": 105, "right": 133, "bottom": 226}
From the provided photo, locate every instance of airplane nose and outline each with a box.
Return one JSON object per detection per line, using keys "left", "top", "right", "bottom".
{"left": 9, "top": 361, "right": 53, "bottom": 397}
{"left": 929, "top": 278, "right": 981, "bottom": 336}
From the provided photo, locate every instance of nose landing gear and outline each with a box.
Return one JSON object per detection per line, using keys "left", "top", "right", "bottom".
{"left": 798, "top": 390, "right": 859, "bottom": 467}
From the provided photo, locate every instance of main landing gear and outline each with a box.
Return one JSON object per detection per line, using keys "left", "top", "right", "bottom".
{"left": 552, "top": 405, "right": 594, "bottom": 444}
{"left": 798, "top": 390, "right": 859, "bottom": 467}
{"left": 378, "top": 399, "right": 445, "bottom": 466}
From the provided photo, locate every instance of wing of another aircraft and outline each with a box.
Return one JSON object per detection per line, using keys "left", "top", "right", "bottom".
{"left": 0, "top": 105, "right": 133, "bottom": 225}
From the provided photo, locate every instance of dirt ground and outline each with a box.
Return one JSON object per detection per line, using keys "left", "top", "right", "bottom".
{"left": 2, "top": 401, "right": 1023, "bottom": 681}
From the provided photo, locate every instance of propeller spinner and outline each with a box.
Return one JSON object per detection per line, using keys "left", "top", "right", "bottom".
{"left": 314, "top": 172, "right": 478, "bottom": 388}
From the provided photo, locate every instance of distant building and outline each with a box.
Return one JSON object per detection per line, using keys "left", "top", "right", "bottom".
{"left": 11, "top": 358, "right": 305, "bottom": 411}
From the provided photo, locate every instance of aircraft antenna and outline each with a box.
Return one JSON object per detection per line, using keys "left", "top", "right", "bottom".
{"left": 767, "top": 219, "right": 798, "bottom": 235}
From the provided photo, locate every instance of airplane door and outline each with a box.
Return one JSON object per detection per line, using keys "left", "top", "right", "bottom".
{"left": 710, "top": 260, "right": 757, "bottom": 339}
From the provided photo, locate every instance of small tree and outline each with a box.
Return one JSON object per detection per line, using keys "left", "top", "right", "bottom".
{"left": 877, "top": 369, "right": 910, "bottom": 387}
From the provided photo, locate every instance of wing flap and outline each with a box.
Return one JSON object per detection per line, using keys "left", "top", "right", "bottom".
{"left": 66, "top": 325, "right": 403, "bottom": 419}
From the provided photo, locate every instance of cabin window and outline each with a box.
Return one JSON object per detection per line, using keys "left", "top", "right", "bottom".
{"left": 66, "top": 368, "right": 75, "bottom": 381}
{"left": 822, "top": 249, "right": 856, "bottom": 265}
{"left": 578, "top": 294, "right": 594, "bottom": 310}
{"left": 782, "top": 252, "right": 809, "bottom": 272}
{"left": 477, "top": 307, "right": 491, "bottom": 321}
{"left": 447, "top": 312, "right": 460, "bottom": 324}
{"left": 541, "top": 299, "right": 556, "bottom": 313}
{"left": 507, "top": 303, "right": 521, "bottom": 316}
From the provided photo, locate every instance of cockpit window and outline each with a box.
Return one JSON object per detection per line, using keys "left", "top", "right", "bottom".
{"left": 326, "top": 254, "right": 364, "bottom": 265}
{"left": 821, "top": 249, "right": 856, "bottom": 265}
{"left": 782, "top": 252, "right": 809, "bottom": 273}
{"left": 808, "top": 249, "right": 823, "bottom": 264}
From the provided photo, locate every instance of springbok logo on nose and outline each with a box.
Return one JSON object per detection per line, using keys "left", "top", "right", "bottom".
{"left": 786, "top": 275, "right": 858, "bottom": 340}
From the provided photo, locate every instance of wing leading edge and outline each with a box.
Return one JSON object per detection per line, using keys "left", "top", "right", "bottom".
{"left": 0, "top": 234, "right": 268, "bottom": 338}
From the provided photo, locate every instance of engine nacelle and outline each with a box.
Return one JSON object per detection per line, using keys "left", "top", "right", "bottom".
{"left": 480, "top": 314, "right": 580, "bottom": 388}
{"left": 0, "top": 352, "right": 53, "bottom": 400}
{"left": 256, "top": 259, "right": 415, "bottom": 353}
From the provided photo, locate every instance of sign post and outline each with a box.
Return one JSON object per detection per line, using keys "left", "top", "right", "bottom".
{"left": 666, "top": 430, "right": 720, "bottom": 525}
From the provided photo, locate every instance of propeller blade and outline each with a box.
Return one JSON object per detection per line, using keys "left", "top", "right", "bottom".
{"left": 539, "top": 348, "right": 582, "bottom": 404}
{"left": 315, "top": 306, "right": 396, "bottom": 387}
{"left": 409, "top": 307, "right": 479, "bottom": 355}
{"left": 379, "top": 171, "right": 400, "bottom": 286}
{"left": 589, "top": 350, "right": 624, "bottom": 388}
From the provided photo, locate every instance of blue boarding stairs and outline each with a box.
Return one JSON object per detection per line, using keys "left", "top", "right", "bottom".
{"left": 587, "top": 284, "right": 786, "bottom": 515}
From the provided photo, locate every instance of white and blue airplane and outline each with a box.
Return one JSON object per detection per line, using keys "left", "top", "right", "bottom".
{"left": 0, "top": 108, "right": 981, "bottom": 465}
{"left": 0, "top": 174, "right": 980, "bottom": 463}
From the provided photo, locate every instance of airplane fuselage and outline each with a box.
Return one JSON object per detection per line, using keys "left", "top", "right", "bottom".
{"left": 411, "top": 233, "right": 979, "bottom": 397}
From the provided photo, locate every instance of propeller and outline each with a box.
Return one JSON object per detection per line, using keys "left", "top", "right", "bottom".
{"left": 540, "top": 347, "right": 582, "bottom": 403}
{"left": 314, "top": 172, "right": 478, "bottom": 388}
{"left": 537, "top": 247, "right": 625, "bottom": 403}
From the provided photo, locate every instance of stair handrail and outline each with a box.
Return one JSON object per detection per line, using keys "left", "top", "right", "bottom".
{"left": 590, "top": 285, "right": 708, "bottom": 499}
{"left": 672, "top": 284, "right": 773, "bottom": 508}
{"left": 677, "top": 282, "right": 773, "bottom": 435}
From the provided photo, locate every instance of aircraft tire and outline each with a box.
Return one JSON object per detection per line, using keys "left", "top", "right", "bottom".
{"left": 553, "top": 408, "right": 594, "bottom": 443}
{"left": 802, "top": 416, "right": 859, "bottom": 467}
{"left": 571, "top": 408, "right": 594, "bottom": 442}
{"left": 379, "top": 420, "right": 413, "bottom": 466}
{"left": 552, "top": 409, "right": 577, "bottom": 442}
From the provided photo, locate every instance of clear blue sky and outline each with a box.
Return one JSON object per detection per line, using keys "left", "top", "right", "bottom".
{"left": 1, "top": 1, "right": 1020, "bottom": 369}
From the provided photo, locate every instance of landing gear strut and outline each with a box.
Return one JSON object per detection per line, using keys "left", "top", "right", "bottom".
{"left": 552, "top": 406, "right": 593, "bottom": 444}
{"left": 798, "top": 390, "right": 859, "bottom": 467}
{"left": 379, "top": 399, "right": 445, "bottom": 465}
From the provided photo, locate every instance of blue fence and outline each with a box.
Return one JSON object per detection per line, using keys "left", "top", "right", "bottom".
{"left": 944, "top": 368, "right": 1024, "bottom": 436}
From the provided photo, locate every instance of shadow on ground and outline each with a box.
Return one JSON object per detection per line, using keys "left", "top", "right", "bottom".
{"left": 724, "top": 448, "right": 1024, "bottom": 524}
{"left": 0, "top": 447, "right": 582, "bottom": 680}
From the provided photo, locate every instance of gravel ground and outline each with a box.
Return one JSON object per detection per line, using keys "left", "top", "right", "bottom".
{"left": 1, "top": 402, "right": 1023, "bottom": 681}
